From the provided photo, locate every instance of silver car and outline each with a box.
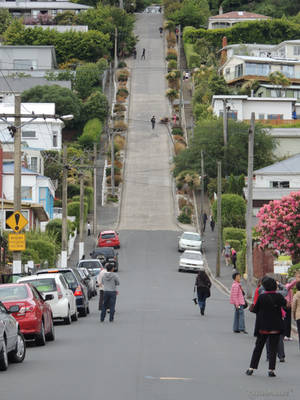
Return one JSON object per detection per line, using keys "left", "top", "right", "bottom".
{"left": 179, "top": 250, "right": 204, "bottom": 272}
{"left": 178, "top": 232, "right": 203, "bottom": 252}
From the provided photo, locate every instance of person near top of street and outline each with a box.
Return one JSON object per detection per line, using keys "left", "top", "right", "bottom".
{"left": 159, "top": 27, "right": 163, "bottom": 36}
{"left": 97, "top": 263, "right": 108, "bottom": 311}
{"left": 195, "top": 267, "right": 211, "bottom": 315}
{"left": 87, "top": 221, "right": 91, "bottom": 236}
{"left": 100, "top": 263, "right": 120, "bottom": 323}
{"left": 246, "top": 276, "right": 287, "bottom": 377}
{"left": 283, "top": 271, "right": 300, "bottom": 340}
{"left": 151, "top": 115, "right": 156, "bottom": 129}
{"left": 141, "top": 48, "right": 146, "bottom": 60}
{"left": 202, "top": 212, "right": 208, "bottom": 232}
{"left": 292, "top": 280, "right": 300, "bottom": 351}
{"left": 230, "top": 272, "right": 247, "bottom": 334}
{"left": 209, "top": 215, "right": 215, "bottom": 232}
{"left": 133, "top": 47, "right": 137, "bottom": 59}
{"left": 223, "top": 241, "right": 231, "bottom": 266}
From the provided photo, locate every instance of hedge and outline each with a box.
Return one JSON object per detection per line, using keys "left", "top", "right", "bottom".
{"left": 67, "top": 201, "right": 88, "bottom": 227}
{"left": 78, "top": 118, "right": 102, "bottom": 148}
{"left": 223, "top": 227, "right": 246, "bottom": 243}
{"left": 237, "top": 247, "right": 246, "bottom": 275}
{"left": 212, "top": 194, "right": 246, "bottom": 228}
{"left": 184, "top": 42, "right": 201, "bottom": 69}
{"left": 226, "top": 239, "right": 241, "bottom": 252}
{"left": 46, "top": 218, "right": 75, "bottom": 245}
{"left": 21, "top": 248, "right": 40, "bottom": 264}
{"left": 26, "top": 239, "right": 57, "bottom": 267}
{"left": 68, "top": 183, "right": 80, "bottom": 199}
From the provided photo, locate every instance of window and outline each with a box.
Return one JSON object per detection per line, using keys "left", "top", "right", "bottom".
{"left": 30, "top": 157, "right": 38, "bottom": 172}
{"left": 219, "top": 111, "right": 237, "bottom": 120}
{"left": 294, "top": 91, "right": 300, "bottom": 99}
{"left": 22, "top": 131, "right": 36, "bottom": 138}
{"left": 245, "top": 63, "right": 270, "bottom": 76}
{"left": 21, "top": 186, "right": 32, "bottom": 200}
{"left": 52, "top": 132, "right": 58, "bottom": 147}
{"left": 270, "top": 181, "right": 290, "bottom": 188}
{"left": 225, "top": 68, "right": 230, "bottom": 76}
{"left": 267, "top": 114, "right": 283, "bottom": 120}
{"left": 258, "top": 114, "right": 265, "bottom": 120}
{"left": 234, "top": 64, "right": 243, "bottom": 78}
{"left": 13, "top": 59, "right": 37, "bottom": 70}
{"left": 280, "top": 65, "right": 294, "bottom": 78}
{"left": 294, "top": 46, "right": 300, "bottom": 56}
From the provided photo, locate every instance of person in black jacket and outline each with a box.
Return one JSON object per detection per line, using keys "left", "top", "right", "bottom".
{"left": 195, "top": 268, "right": 211, "bottom": 315}
{"left": 246, "top": 277, "right": 286, "bottom": 377}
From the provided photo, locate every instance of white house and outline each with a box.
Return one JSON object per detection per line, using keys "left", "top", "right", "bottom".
{"left": 208, "top": 10, "right": 270, "bottom": 30}
{"left": 0, "top": 103, "right": 64, "bottom": 150}
{"left": 2, "top": 161, "right": 55, "bottom": 220}
{"left": 212, "top": 95, "right": 298, "bottom": 122}
{"left": 24, "top": 25, "right": 88, "bottom": 33}
{"left": 244, "top": 154, "right": 300, "bottom": 215}
{"left": 267, "top": 128, "right": 300, "bottom": 158}
{"left": 1, "top": 142, "right": 45, "bottom": 175}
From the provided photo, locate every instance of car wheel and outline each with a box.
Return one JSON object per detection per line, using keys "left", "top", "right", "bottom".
{"left": 178, "top": 268, "right": 182, "bottom": 272}
{"left": 0, "top": 340, "right": 8, "bottom": 371}
{"left": 71, "top": 311, "right": 78, "bottom": 322}
{"left": 9, "top": 332, "right": 26, "bottom": 363}
{"left": 63, "top": 308, "right": 72, "bottom": 325}
{"left": 35, "top": 321, "right": 46, "bottom": 346}
{"left": 45, "top": 318, "right": 55, "bottom": 341}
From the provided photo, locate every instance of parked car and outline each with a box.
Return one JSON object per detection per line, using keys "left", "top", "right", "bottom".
{"left": 0, "top": 301, "right": 26, "bottom": 371}
{"left": 178, "top": 232, "right": 203, "bottom": 252}
{"left": 17, "top": 274, "right": 77, "bottom": 325}
{"left": 90, "top": 247, "right": 119, "bottom": 271}
{"left": 97, "top": 230, "right": 120, "bottom": 249}
{"left": 178, "top": 250, "right": 204, "bottom": 272}
{"left": 0, "top": 283, "right": 55, "bottom": 346}
{"left": 36, "top": 269, "right": 89, "bottom": 317}
{"left": 76, "top": 259, "right": 102, "bottom": 288}
{"left": 77, "top": 268, "right": 97, "bottom": 299}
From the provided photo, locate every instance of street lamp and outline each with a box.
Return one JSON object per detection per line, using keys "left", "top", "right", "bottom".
{"left": 59, "top": 114, "right": 74, "bottom": 121}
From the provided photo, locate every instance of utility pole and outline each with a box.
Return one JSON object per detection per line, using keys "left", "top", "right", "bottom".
{"left": 200, "top": 150, "right": 205, "bottom": 236}
{"left": 246, "top": 112, "right": 255, "bottom": 298}
{"left": 93, "top": 143, "right": 97, "bottom": 235}
{"left": 111, "top": 131, "right": 115, "bottom": 197}
{"left": 61, "top": 144, "right": 68, "bottom": 268}
{"left": 216, "top": 161, "right": 222, "bottom": 277}
{"left": 178, "top": 25, "right": 182, "bottom": 126}
{"left": 119, "top": 0, "right": 123, "bottom": 9}
{"left": 13, "top": 95, "right": 22, "bottom": 274}
{"left": 79, "top": 159, "right": 85, "bottom": 261}
{"left": 114, "top": 27, "right": 118, "bottom": 81}
{"left": 223, "top": 99, "right": 228, "bottom": 146}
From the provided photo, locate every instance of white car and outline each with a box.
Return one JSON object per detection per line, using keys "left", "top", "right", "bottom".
{"left": 179, "top": 250, "right": 204, "bottom": 272}
{"left": 178, "top": 232, "right": 203, "bottom": 252}
{"left": 17, "top": 274, "right": 77, "bottom": 325}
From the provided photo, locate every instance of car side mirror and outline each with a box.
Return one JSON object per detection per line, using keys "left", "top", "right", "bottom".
{"left": 8, "top": 305, "right": 20, "bottom": 313}
{"left": 44, "top": 294, "right": 54, "bottom": 301}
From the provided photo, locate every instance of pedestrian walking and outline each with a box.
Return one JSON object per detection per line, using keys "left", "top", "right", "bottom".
{"left": 195, "top": 267, "right": 211, "bottom": 315}
{"left": 230, "top": 272, "right": 247, "bottom": 334}
{"left": 133, "top": 47, "right": 137, "bottom": 59}
{"left": 284, "top": 271, "right": 300, "bottom": 340}
{"left": 97, "top": 263, "right": 108, "bottom": 311}
{"left": 100, "top": 263, "right": 119, "bottom": 322}
{"left": 87, "top": 221, "right": 91, "bottom": 236}
{"left": 202, "top": 212, "right": 208, "bottom": 232}
{"left": 175, "top": 27, "right": 179, "bottom": 42}
{"left": 231, "top": 248, "right": 237, "bottom": 269}
{"left": 159, "top": 27, "right": 163, "bottom": 37}
{"left": 141, "top": 48, "right": 146, "bottom": 60}
{"left": 246, "top": 276, "right": 286, "bottom": 377}
{"left": 209, "top": 215, "right": 215, "bottom": 232}
{"left": 151, "top": 115, "right": 156, "bottom": 129}
{"left": 292, "top": 281, "right": 300, "bottom": 350}
{"left": 223, "top": 241, "right": 231, "bottom": 266}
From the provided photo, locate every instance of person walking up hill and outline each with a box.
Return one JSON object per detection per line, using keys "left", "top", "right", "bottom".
{"left": 195, "top": 267, "right": 211, "bottom": 316}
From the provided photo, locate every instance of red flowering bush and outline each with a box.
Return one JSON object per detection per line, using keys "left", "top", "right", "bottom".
{"left": 256, "top": 192, "right": 300, "bottom": 263}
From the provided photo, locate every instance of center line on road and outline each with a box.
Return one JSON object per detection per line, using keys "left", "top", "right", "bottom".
{"left": 145, "top": 376, "right": 193, "bottom": 381}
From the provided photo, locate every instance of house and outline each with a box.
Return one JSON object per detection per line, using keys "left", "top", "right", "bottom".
{"left": 24, "top": 25, "right": 88, "bottom": 33}
{"left": 0, "top": 77, "right": 71, "bottom": 104}
{"left": 1, "top": 142, "right": 45, "bottom": 175}
{"left": 244, "top": 154, "right": 300, "bottom": 215}
{"left": 2, "top": 161, "right": 55, "bottom": 220}
{"left": 208, "top": 10, "right": 270, "bottom": 30}
{"left": 212, "top": 95, "right": 299, "bottom": 124}
{"left": 0, "top": 1, "right": 91, "bottom": 18}
{"left": 255, "top": 84, "right": 300, "bottom": 100}
{"left": 0, "top": 45, "right": 57, "bottom": 77}
{"left": 0, "top": 103, "right": 64, "bottom": 150}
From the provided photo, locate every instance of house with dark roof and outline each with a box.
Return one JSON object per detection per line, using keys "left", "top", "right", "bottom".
{"left": 244, "top": 154, "right": 300, "bottom": 214}
{"left": 208, "top": 10, "right": 270, "bottom": 30}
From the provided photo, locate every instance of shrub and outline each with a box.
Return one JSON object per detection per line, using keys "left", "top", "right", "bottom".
{"left": 237, "top": 245, "right": 246, "bottom": 275}
{"left": 167, "top": 48, "right": 178, "bottom": 58}
{"left": 212, "top": 194, "right": 246, "bottom": 228}
{"left": 114, "top": 103, "right": 126, "bottom": 112}
{"left": 26, "top": 239, "right": 57, "bottom": 267}
{"left": 166, "top": 88, "right": 179, "bottom": 102}
{"left": 166, "top": 53, "right": 177, "bottom": 61}
{"left": 117, "top": 69, "right": 130, "bottom": 81}
{"left": 168, "top": 60, "right": 177, "bottom": 71}
{"left": 172, "top": 127, "right": 184, "bottom": 135}
{"left": 178, "top": 197, "right": 188, "bottom": 209}
{"left": 116, "top": 95, "right": 126, "bottom": 103}
{"left": 166, "top": 31, "right": 176, "bottom": 47}
{"left": 54, "top": 199, "right": 62, "bottom": 207}
{"left": 174, "top": 142, "right": 186, "bottom": 155}
{"left": 113, "top": 120, "right": 128, "bottom": 131}
{"left": 106, "top": 166, "right": 121, "bottom": 176}
{"left": 107, "top": 194, "right": 119, "bottom": 203}
{"left": 78, "top": 118, "right": 102, "bottom": 147}
{"left": 118, "top": 61, "right": 127, "bottom": 68}
{"left": 223, "top": 227, "right": 246, "bottom": 243}
{"left": 178, "top": 212, "right": 191, "bottom": 224}
{"left": 67, "top": 201, "right": 88, "bottom": 228}
{"left": 21, "top": 248, "right": 40, "bottom": 264}
{"left": 184, "top": 42, "right": 201, "bottom": 69}
{"left": 166, "top": 70, "right": 180, "bottom": 81}
{"left": 114, "top": 134, "right": 126, "bottom": 149}
{"left": 67, "top": 183, "right": 80, "bottom": 199}
{"left": 116, "top": 87, "right": 129, "bottom": 97}
{"left": 84, "top": 186, "right": 94, "bottom": 211}
{"left": 46, "top": 218, "right": 75, "bottom": 244}
{"left": 288, "top": 263, "right": 300, "bottom": 278}
{"left": 226, "top": 239, "right": 241, "bottom": 252}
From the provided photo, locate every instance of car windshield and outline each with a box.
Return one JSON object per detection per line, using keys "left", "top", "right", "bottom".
{"left": 0, "top": 285, "right": 28, "bottom": 301}
{"left": 78, "top": 261, "right": 100, "bottom": 269}
{"left": 89, "top": 268, "right": 101, "bottom": 277}
{"left": 182, "top": 233, "right": 201, "bottom": 241}
{"left": 22, "top": 278, "right": 57, "bottom": 293}
{"left": 60, "top": 271, "right": 78, "bottom": 288}
{"left": 182, "top": 252, "right": 202, "bottom": 260}
{"left": 101, "top": 233, "right": 115, "bottom": 239}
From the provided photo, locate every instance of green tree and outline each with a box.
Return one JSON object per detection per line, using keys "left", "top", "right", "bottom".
{"left": 268, "top": 71, "right": 291, "bottom": 97}
{"left": 167, "top": 0, "right": 210, "bottom": 28}
{"left": 0, "top": 9, "right": 12, "bottom": 34}
{"left": 78, "top": 118, "right": 103, "bottom": 147}
{"left": 82, "top": 90, "right": 108, "bottom": 122}
{"left": 212, "top": 193, "right": 246, "bottom": 228}
{"left": 74, "top": 63, "right": 101, "bottom": 99}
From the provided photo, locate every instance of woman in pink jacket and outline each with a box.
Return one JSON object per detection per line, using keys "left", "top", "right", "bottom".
{"left": 230, "top": 272, "right": 247, "bottom": 333}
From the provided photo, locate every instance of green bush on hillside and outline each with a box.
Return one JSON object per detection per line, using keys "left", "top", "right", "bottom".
{"left": 223, "top": 227, "right": 246, "bottom": 243}
{"left": 78, "top": 118, "right": 103, "bottom": 148}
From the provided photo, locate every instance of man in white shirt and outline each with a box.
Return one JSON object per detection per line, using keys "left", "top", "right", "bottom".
{"left": 97, "top": 264, "right": 108, "bottom": 310}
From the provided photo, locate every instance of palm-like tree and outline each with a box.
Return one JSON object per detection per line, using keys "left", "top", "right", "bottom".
{"left": 268, "top": 71, "right": 291, "bottom": 97}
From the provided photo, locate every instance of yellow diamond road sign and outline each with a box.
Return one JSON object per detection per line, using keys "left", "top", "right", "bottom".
{"left": 6, "top": 211, "right": 28, "bottom": 233}
{"left": 8, "top": 234, "right": 26, "bottom": 251}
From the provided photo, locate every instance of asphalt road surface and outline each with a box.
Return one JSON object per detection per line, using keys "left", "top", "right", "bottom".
{"left": 2, "top": 231, "right": 300, "bottom": 400}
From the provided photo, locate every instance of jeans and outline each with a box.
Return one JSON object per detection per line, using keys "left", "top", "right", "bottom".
{"left": 250, "top": 333, "right": 280, "bottom": 370}
{"left": 197, "top": 292, "right": 208, "bottom": 312}
{"left": 297, "top": 320, "right": 300, "bottom": 350}
{"left": 101, "top": 291, "right": 117, "bottom": 322}
{"left": 266, "top": 334, "right": 285, "bottom": 360}
{"left": 284, "top": 308, "right": 291, "bottom": 337}
{"left": 98, "top": 289, "right": 104, "bottom": 311}
{"left": 233, "top": 306, "right": 245, "bottom": 332}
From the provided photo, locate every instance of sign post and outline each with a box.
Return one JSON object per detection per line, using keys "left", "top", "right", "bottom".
{"left": 6, "top": 211, "right": 28, "bottom": 272}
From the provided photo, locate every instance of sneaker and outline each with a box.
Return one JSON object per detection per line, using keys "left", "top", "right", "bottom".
{"left": 279, "top": 358, "right": 285, "bottom": 362}
{"left": 242, "top": 331, "right": 248, "bottom": 334}
{"left": 234, "top": 330, "right": 240, "bottom": 333}
{"left": 268, "top": 371, "right": 276, "bottom": 377}
{"left": 284, "top": 336, "right": 289, "bottom": 341}
{"left": 246, "top": 369, "right": 254, "bottom": 376}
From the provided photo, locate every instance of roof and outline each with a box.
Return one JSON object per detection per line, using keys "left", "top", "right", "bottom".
{"left": 0, "top": 2, "right": 91, "bottom": 10}
{"left": 3, "top": 161, "right": 38, "bottom": 175}
{"left": 0, "top": 77, "right": 71, "bottom": 93}
{"left": 0, "top": 198, "right": 49, "bottom": 221}
{"left": 254, "top": 153, "right": 300, "bottom": 174}
{"left": 213, "top": 95, "right": 296, "bottom": 102}
{"left": 210, "top": 11, "right": 270, "bottom": 20}
{"left": 232, "top": 55, "right": 300, "bottom": 64}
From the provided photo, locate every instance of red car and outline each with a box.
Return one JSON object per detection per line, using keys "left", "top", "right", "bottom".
{"left": 97, "top": 230, "right": 120, "bottom": 249}
{"left": 0, "top": 283, "right": 55, "bottom": 346}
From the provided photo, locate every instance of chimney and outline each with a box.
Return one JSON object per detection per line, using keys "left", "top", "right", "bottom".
{"left": 220, "top": 36, "right": 228, "bottom": 66}
{"left": 219, "top": 6, "right": 223, "bottom": 15}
